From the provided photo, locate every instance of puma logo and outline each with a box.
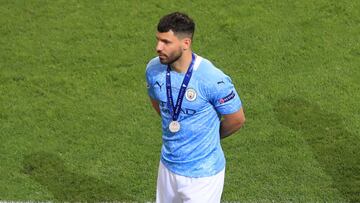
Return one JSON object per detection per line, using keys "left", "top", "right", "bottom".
{"left": 154, "top": 81, "right": 164, "bottom": 90}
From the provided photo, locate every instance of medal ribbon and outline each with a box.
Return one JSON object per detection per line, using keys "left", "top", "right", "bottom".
{"left": 166, "top": 53, "right": 195, "bottom": 121}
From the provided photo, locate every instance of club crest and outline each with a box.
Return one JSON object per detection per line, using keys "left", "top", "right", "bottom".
{"left": 185, "top": 88, "right": 197, "bottom": 101}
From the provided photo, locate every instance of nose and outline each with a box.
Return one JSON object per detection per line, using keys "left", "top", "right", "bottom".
{"left": 156, "top": 41, "right": 163, "bottom": 53}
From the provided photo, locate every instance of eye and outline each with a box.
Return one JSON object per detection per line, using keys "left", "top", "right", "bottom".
{"left": 156, "top": 37, "right": 171, "bottom": 45}
{"left": 163, "top": 40, "right": 171, "bottom": 44}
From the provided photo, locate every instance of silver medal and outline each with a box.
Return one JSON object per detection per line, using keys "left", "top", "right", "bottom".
{"left": 169, "top": 121, "right": 180, "bottom": 133}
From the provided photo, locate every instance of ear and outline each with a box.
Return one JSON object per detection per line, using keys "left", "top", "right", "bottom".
{"left": 182, "top": 37, "right": 192, "bottom": 51}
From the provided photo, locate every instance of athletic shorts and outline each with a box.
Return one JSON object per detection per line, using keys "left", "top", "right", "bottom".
{"left": 156, "top": 161, "right": 225, "bottom": 203}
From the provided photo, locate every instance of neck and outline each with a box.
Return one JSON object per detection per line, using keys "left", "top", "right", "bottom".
{"left": 170, "top": 50, "right": 193, "bottom": 73}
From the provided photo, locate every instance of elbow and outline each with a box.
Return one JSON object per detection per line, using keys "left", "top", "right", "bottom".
{"left": 235, "top": 116, "right": 245, "bottom": 129}
{"left": 239, "top": 117, "right": 246, "bottom": 128}
{"left": 236, "top": 107, "right": 246, "bottom": 129}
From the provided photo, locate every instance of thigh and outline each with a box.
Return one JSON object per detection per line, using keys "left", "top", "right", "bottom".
{"left": 156, "top": 162, "right": 182, "bottom": 203}
{"left": 179, "top": 169, "right": 225, "bottom": 203}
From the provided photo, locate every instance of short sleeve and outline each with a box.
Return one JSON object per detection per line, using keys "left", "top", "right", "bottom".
{"left": 208, "top": 74, "right": 242, "bottom": 115}
{"left": 145, "top": 66, "right": 156, "bottom": 100}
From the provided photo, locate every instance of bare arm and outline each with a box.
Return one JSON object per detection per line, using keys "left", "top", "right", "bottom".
{"left": 150, "top": 97, "right": 161, "bottom": 116}
{"left": 220, "top": 107, "right": 245, "bottom": 139}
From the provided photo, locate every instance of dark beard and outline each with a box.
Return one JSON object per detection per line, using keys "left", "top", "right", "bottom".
{"left": 160, "top": 51, "right": 182, "bottom": 65}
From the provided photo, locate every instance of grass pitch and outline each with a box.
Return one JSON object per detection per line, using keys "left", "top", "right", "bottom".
{"left": 0, "top": 0, "right": 359, "bottom": 202}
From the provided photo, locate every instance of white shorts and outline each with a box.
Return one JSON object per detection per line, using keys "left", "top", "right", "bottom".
{"left": 156, "top": 161, "right": 225, "bottom": 203}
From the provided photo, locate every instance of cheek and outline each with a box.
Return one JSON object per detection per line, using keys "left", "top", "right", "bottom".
{"left": 169, "top": 47, "right": 182, "bottom": 57}
{"left": 165, "top": 44, "right": 178, "bottom": 53}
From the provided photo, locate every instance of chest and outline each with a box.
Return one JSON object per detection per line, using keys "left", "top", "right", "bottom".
{"left": 152, "top": 72, "right": 208, "bottom": 113}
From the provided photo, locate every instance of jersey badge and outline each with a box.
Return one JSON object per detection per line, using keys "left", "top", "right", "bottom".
{"left": 185, "top": 88, "right": 197, "bottom": 101}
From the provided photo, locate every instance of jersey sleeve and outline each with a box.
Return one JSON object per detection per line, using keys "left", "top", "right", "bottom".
{"left": 145, "top": 65, "right": 156, "bottom": 100}
{"left": 207, "top": 73, "right": 242, "bottom": 115}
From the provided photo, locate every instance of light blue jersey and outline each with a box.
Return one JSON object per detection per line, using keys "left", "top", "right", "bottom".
{"left": 146, "top": 54, "right": 242, "bottom": 178}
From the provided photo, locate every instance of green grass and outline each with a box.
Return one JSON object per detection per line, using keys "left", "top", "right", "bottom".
{"left": 1, "top": 0, "right": 359, "bottom": 202}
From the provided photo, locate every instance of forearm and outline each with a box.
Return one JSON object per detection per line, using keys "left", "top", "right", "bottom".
{"left": 220, "top": 119, "right": 243, "bottom": 139}
{"left": 150, "top": 97, "right": 161, "bottom": 116}
{"left": 154, "top": 107, "right": 161, "bottom": 116}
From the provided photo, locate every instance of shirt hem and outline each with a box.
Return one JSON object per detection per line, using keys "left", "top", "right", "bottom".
{"left": 160, "top": 159, "right": 226, "bottom": 178}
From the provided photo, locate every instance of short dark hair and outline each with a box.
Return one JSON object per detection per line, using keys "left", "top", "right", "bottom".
{"left": 157, "top": 12, "right": 195, "bottom": 39}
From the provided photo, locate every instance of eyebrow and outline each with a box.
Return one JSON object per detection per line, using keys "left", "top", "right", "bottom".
{"left": 156, "top": 36, "right": 171, "bottom": 43}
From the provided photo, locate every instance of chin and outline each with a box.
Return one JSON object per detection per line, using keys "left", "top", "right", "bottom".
{"left": 159, "top": 59, "right": 170, "bottom": 65}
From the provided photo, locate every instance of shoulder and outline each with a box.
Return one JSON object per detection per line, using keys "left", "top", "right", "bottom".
{"left": 146, "top": 56, "right": 160, "bottom": 73}
{"left": 196, "top": 55, "right": 229, "bottom": 83}
{"left": 145, "top": 56, "right": 166, "bottom": 78}
{"left": 195, "top": 55, "right": 237, "bottom": 97}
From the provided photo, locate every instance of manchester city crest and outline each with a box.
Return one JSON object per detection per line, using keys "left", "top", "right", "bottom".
{"left": 185, "top": 88, "right": 197, "bottom": 101}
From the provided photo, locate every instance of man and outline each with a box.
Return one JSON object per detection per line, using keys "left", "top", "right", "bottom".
{"left": 145, "top": 12, "right": 245, "bottom": 203}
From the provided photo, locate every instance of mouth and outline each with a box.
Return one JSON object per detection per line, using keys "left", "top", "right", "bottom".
{"left": 158, "top": 53, "right": 167, "bottom": 58}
